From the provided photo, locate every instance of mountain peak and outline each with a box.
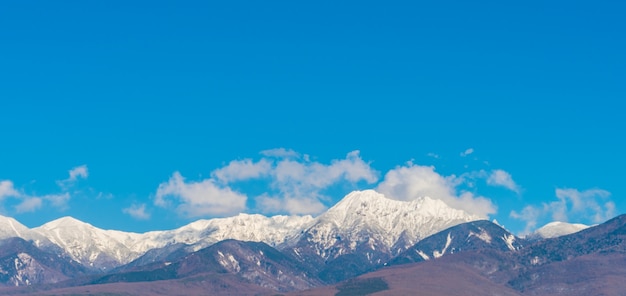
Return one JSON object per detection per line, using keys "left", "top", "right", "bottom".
{"left": 38, "top": 216, "right": 93, "bottom": 230}
{"left": 534, "top": 221, "right": 590, "bottom": 239}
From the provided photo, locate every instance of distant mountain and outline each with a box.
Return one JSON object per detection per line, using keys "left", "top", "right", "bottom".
{"left": 32, "top": 216, "right": 144, "bottom": 271}
{"left": 283, "top": 190, "right": 480, "bottom": 283}
{"left": 29, "top": 214, "right": 314, "bottom": 271}
{"left": 531, "top": 221, "right": 589, "bottom": 239}
{"left": 389, "top": 220, "right": 524, "bottom": 265}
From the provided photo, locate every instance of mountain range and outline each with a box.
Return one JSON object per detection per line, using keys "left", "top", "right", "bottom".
{"left": 0, "top": 189, "right": 607, "bottom": 295}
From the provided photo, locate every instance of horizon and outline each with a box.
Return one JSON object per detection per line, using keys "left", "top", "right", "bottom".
{"left": 1, "top": 1, "right": 624, "bottom": 235}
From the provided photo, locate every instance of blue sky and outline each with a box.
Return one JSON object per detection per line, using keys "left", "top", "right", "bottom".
{"left": 1, "top": 1, "right": 624, "bottom": 234}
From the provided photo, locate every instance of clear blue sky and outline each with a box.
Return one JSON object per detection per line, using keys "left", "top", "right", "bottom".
{"left": 1, "top": 1, "right": 624, "bottom": 234}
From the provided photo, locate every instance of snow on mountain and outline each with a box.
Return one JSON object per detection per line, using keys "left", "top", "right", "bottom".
{"left": 296, "top": 190, "right": 481, "bottom": 253}
{"left": 134, "top": 214, "right": 314, "bottom": 253}
{"left": 3, "top": 189, "right": 480, "bottom": 272}
{"left": 389, "top": 220, "right": 524, "bottom": 266}
{"left": 533, "top": 221, "right": 590, "bottom": 239}
{"left": 31, "top": 214, "right": 314, "bottom": 270}
{"left": 0, "top": 215, "right": 54, "bottom": 249}
{"left": 32, "top": 217, "right": 144, "bottom": 270}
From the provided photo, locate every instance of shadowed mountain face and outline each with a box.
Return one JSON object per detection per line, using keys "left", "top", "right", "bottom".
{"left": 92, "top": 239, "right": 320, "bottom": 292}
{"left": 389, "top": 220, "right": 524, "bottom": 265}
{"left": 0, "top": 237, "right": 87, "bottom": 287}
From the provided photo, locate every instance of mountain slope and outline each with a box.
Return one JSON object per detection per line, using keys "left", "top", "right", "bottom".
{"left": 293, "top": 252, "right": 522, "bottom": 296}
{"left": 0, "top": 237, "right": 87, "bottom": 287}
{"left": 93, "top": 239, "right": 320, "bottom": 292}
{"left": 389, "top": 220, "right": 524, "bottom": 265}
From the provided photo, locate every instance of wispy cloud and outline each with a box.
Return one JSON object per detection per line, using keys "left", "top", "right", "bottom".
{"left": 260, "top": 148, "right": 300, "bottom": 158}
{"left": 14, "top": 197, "right": 43, "bottom": 213}
{"left": 1, "top": 179, "right": 72, "bottom": 213}
{"left": 44, "top": 193, "right": 71, "bottom": 210}
{"left": 460, "top": 148, "right": 474, "bottom": 157}
{"left": 511, "top": 187, "right": 615, "bottom": 234}
{"left": 487, "top": 169, "right": 520, "bottom": 193}
{"left": 376, "top": 162, "right": 496, "bottom": 218}
{"left": 57, "top": 165, "right": 89, "bottom": 189}
{"left": 427, "top": 152, "right": 440, "bottom": 159}
{"left": 212, "top": 159, "right": 272, "bottom": 183}
{"left": 123, "top": 203, "right": 151, "bottom": 220}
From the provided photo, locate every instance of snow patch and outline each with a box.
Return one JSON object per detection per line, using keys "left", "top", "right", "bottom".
{"left": 433, "top": 232, "right": 453, "bottom": 258}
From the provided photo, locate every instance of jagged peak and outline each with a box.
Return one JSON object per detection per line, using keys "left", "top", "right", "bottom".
{"left": 326, "top": 190, "right": 476, "bottom": 219}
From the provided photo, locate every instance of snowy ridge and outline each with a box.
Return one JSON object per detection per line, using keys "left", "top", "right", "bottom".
{"left": 136, "top": 213, "right": 314, "bottom": 253}
{"left": 31, "top": 214, "right": 314, "bottom": 270}
{"left": 33, "top": 217, "right": 143, "bottom": 270}
{"left": 303, "top": 190, "right": 481, "bottom": 252}
{"left": 533, "top": 221, "right": 590, "bottom": 239}
{"left": 0, "top": 215, "right": 54, "bottom": 248}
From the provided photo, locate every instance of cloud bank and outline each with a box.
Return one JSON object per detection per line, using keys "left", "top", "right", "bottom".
{"left": 154, "top": 150, "right": 379, "bottom": 217}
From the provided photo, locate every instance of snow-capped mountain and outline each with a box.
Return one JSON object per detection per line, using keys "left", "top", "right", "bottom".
{"left": 32, "top": 217, "right": 144, "bottom": 271}
{"left": 532, "top": 221, "right": 590, "bottom": 239}
{"left": 30, "top": 214, "right": 314, "bottom": 271}
{"left": 290, "top": 190, "right": 481, "bottom": 254}
{"left": 137, "top": 213, "right": 314, "bottom": 253}
{"left": 0, "top": 215, "right": 54, "bottom": 249}
{"left": 284, "top": 190, "right": 481, "bottom": 282}
{"left": 2, "top": 190, "right": 478, "bottom": 273}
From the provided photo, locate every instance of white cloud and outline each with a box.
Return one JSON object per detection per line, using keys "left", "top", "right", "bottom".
{"left": 260, "top": 150, "right": 379, "bottom": 215}
{"left": 15, "top": 197, "right": 43, "bottom": 213}
{"left": 376, "top": 162, "right": 496, "bottom": 218}
{"left": 487, "top": 169, "right": 520, "bottom": 193}
{"left": 554, "top": 188, "right": 613, "bottom": 223}
{"left": 460, "top": 148, "right": 474, "bottom": 157}
{"left": 157, "top": 150, "right": 379, "bottom": 216}
{"left": 510, "top": 205, "right": 542, "bottom": 234}
{"left": 1, "top": 180, "right": 70, "bottom": 212}
{"left": 123, "top": 203, "right": 150, "bottom": 220}
{"left": 427, "top": 153, "right": 440, "bottom": 159}
{"left": 57, "top": 165, "right": 89, "bottom": 189}
{"left": 68, "top": 165, "right": 89, "bottom": 181}
{"left": 511, "top": 187, "right": 615, "bottom": 234}
{"left": 260, "top": 148, "right": 300, "bottom": 158}
{"left": 155, "top": 171, "right": 247, "bottom": 217}
{"left": 212, "top": 159, "right": 271, "bottom": 183}
{"left": 0, "top": 180, "right": 19, "bottom": 199}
